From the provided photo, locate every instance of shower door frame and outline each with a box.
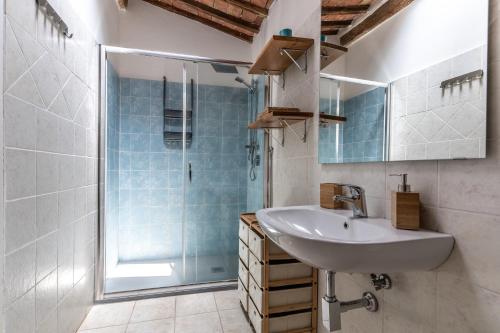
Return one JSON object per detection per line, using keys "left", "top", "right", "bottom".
{"left": 96, "top": 45, "right": 252, "bottom": 302}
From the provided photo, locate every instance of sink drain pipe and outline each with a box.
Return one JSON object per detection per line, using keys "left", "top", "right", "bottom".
{"left": 322, "top": 271, "right": 379, "bottom": 332}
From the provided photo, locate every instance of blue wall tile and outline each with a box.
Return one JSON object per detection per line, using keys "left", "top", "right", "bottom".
{"left": 111, "top": 76, "right": 255, "bottom": 265}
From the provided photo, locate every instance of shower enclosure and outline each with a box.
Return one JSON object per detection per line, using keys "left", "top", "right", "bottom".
{"left": 99, "top": 46, "right": 265, "bottom": 298}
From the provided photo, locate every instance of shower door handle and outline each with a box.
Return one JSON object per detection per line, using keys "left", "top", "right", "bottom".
{"left": 188, "top": 162, "right": 192, "bottom": 183}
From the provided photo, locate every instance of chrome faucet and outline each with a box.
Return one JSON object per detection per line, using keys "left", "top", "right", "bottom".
{"left": 333, "top": 184, "right": 368, "bottom": 218}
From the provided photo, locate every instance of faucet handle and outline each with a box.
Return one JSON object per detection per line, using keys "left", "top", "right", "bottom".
{"left": 335, "top": 184, "right": 365, "bottom": 196}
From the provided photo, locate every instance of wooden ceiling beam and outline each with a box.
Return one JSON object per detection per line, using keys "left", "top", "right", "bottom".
{"left": 177, "top": 0, "right": 260, "bottom": 34}
{"left": 322, "top": 30, "right": 339, "bottom": 36}
{"left": 321, "top": 20, "right": 352, "bottom": 28}
{"left": 143, "top": 0, "right": 253, "bottom": 42}
{"left": 116, "top": 0, "right": 128, "bottom": 10}
{"left": 340, "top": 0, "right": 414, "bottom": 45}
{"left": 322, "top": 5, "right": 370, "bottom": 15}
{"left": 224, "top": 0, "right": 268, "bottom": 17}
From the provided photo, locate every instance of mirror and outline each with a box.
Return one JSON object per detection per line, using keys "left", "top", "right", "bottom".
{"left": 318, "top": 0, "right": 489, "bottom": 163}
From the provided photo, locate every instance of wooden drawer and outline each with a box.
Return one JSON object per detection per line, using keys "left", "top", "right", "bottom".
{"left": 249, "top": 228, "right": 264, "bottom": 260}
{"left": 269, "top": 239, "right": 287, "bottom": 256}
{"left": 238, "top": 278, "right": 249, "bottom": 312}
{"left": 249, "top": 299, "right": 312, "bottom": 333}
{"left": 238, "top": 259, "right": 249, "bottom": 289}
{"left": 249, "top": 252, "right": 313, "bottom": 288}
{"left": 249, "top": 275, "right": 313, "bottom": 315}
{"left": 239, "top": 220, "right": 250, "bottom": 245}
{"left": 239, "top": 239, "right": 249, "bottom": 267}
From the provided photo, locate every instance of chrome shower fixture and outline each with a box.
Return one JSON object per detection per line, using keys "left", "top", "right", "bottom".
{"left": 235, "top": 76, "right": 256, "bottom": 93}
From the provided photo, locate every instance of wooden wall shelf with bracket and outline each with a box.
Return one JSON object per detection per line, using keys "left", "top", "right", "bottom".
{"left": 249, "top": 35, "right": 314, "bottom": 75}
{"left": 249, "top": 107, "right": 313, "bottom": 129}
{"left": 320, "top": 41, "right": 348, "bottom": 70}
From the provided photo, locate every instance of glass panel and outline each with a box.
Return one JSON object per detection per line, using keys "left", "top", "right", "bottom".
{"left": 102, "top": 50, "right": 265, "bottom": 295}
{"left": 104, "top": 53, "right": 188, "bottom": 293}
{"left": 184, "top": 62, "right": 257, "bottom": 283}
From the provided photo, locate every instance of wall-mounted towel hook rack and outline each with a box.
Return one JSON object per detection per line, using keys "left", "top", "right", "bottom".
{"left": 35, "top": 0, "right": 73, "bottom": 38}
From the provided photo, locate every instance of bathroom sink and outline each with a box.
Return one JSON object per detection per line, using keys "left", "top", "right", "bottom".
{"left": 256, "top": 205, "right": 454, "bottom": 273}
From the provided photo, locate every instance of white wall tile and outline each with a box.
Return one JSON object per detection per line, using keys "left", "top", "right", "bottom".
{"left": 36, "top": 152, "right": 59, "bottom": 195}
{"left": 5, "top": 288, "right": 36, "bottom": 333}
{"left": 5, "top": 197, "right": 36, "bottom": 253}
{"left": 437, "top": 273, "right": 500, "bottom": 333}
{"left": 6, "top": 0, "right": 37, "bottom": 37}
{"left": 36, "top": 232, "right": 58, "bottom": 283}
{"left": 37, "top": 110, "right": 59, "bottom": 152}
{"left": 7, "top": 71, "right": 45, "bottom": 108}
{"left": 36, "top": 193, "right": 58, "bottom": 237}
{"left": 4, "top": 19, "right": 28, "bottom": 91}
{"left": 4, "top": 95, "right": 37, "bottom": 149}
{"left": 6, "top": 149, "right": 36, "bottom": 200}
{"left": 3, "top": 0, "right": 99, "bottom": 331}
{"left": 59, "top": 155, "right": 75, "bottom": 190}
{"left": 31, "top": 52, "right": 63, "bottom": 107}
{"left": 58, "top": 117, "right": 75, "bottom": 154}
{"left": 5, "top": 243, "right": 36, "bottom": 303}
{"left": 35, "top": 269, "right": 58, "bottom": 327}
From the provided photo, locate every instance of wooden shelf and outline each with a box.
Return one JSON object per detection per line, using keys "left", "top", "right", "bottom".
{"left": 249, "top": 35, "right": 314, "bottom": 75}
{"left": 320, "top": 42, "right": 347, "bottom": 70}
{"left": 319, "top": 113, "right": 347, "bottom": 125}
{"left": 249, "top": 107, "right": 313, "bottom": 129}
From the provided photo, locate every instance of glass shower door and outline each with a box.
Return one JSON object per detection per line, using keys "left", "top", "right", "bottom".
{"left": 183, "top": 62, "right": 251, "bottom": 284}
{"left": 103, "top": 54, "right": 194, "bottom": 293}
{"left": 102, "top": 49, "right": 255, "bottom": 296}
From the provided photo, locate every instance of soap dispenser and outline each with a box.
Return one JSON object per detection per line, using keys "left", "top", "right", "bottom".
{"left": 390, "top": 173, "right": 420, "bottom": 230}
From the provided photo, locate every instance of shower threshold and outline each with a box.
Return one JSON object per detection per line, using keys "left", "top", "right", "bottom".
{"left": 104, "top": 254, "right": 238, "bottom": 294}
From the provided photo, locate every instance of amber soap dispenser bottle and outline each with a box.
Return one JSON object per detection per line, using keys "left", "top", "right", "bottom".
{"left": 390, "top": 173, "right": 420, "bottom": 230}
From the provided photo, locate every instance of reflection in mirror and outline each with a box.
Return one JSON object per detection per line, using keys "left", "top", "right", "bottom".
{"left": 319, "top": 75, "right": 387, "bottom": 163}
{"left": 318, "top": 0, "right": 488, "bottom": 163}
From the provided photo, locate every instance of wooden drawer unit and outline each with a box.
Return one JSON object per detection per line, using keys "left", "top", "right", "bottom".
{"left": 249, "top": 275, "right": 313, "bottom": 315}
{"left": 249, "top": 252, "right": 313, "bottom": 289}
{"left": 239, "top": 239, "right": 249, "bottom": 267}
{"left": 249, "top": 299, "right": 313, "bottom": 333}
{"left": 238, "top": 278, "right": 249, "bottom": 312}
{"left": 249, "top": 228, "right": 265, "bottom": 260}
{"left": 239, "top": 219, "right": 250, "bottom": 245}
{"left": 238, "top": 258, "right": 249, "bottom": 289}
{"left": 238, "top": 213, "right": 318, "bottom": 333}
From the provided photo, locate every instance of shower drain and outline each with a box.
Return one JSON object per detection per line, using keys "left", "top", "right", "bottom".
{"left": 211, "top": 267, "right": 225, "bottom": 273}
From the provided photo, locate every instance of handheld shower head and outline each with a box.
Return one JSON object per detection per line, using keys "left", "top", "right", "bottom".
{"left": 235, "top": 76, "right": 255, "bottom": 93}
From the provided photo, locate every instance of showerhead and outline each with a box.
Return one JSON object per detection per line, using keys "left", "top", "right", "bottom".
{"left": 235, "top": 76, "right": 255, "bottom": 93}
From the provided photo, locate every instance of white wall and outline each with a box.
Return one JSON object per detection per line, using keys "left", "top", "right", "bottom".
{"left": 1, "top": 0, "right": 108, "bottom": 332}
{"left": 252, "top": 0, "right": 318, "bottom": 59}
{"left": 117, "top": 0, "right": 251, "bottom": 60}
{"left": 325, "top": 0, "right": 489, "bottom": 83}
{"left": 67, "top": 0, "right": 120, "bottom": 44}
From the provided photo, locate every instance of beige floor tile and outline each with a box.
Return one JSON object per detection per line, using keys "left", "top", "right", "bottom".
{"left": 126, "top": 319, "right": 174, "bottom": 333}
{"left": 79, "top": 302, "right": 135, "bottom": 330}
{"left": 174, "top": 312, "right": 222, "bottom": 333}
{"left": 214, "top": 290, "right": 240, "bottom": 310}
{"left": 175, "top": 292, "right": 216, "bottom": 317}
{"left": 219, "top": 309, "right": 253, "bottom": 333}
{"left": 129, "top": 297, "right": 175, "bottom": 323}
{"left": 78, "top": 325, "right": 127, "bottom": 333}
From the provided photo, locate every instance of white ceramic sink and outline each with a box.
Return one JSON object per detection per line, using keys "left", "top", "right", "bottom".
{"left": 256, "top": 205, "right": 454, "bottom": 273}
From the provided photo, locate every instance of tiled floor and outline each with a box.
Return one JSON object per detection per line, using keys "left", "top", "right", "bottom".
{"left": 78, "top": 290, "right": 253, "bottom": 333}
